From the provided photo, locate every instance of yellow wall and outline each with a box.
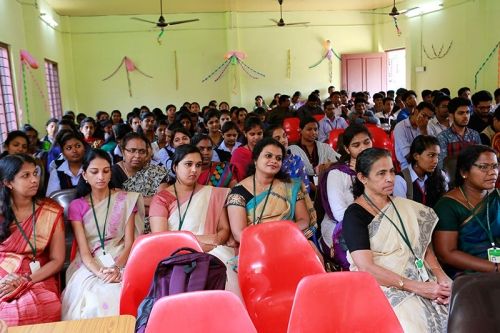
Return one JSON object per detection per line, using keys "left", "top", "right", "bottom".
{"left": 1, "top": 0, "right": 499, "bottom": 132}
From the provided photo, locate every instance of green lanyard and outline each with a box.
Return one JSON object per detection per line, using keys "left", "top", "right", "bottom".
{"left": 89, "top": 190, "right": 112, "bottom": 255}
{"left": 252, "top": 175, "right": 274, "bottom": 225}
{"left": 462, "top": 188, "right": 495, "bottom": 247}
{"left": 173, "top": 183, "right": 196, "bottom": 231}
{"left": 363, "top": 194, "right": 418, "bottom": 260}
{"left": 13, "top": 201, "right": 37, "bottom": 261}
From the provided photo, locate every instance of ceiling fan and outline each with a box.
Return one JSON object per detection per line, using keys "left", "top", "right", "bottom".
{"left": 271, "top": 0, "right": 309, "bottom": 27}
{"left": 360, "top": 0, "right": 418, "bottom": 17}
{"left": 131, "top": 0, "right": 199, "bottom": 31}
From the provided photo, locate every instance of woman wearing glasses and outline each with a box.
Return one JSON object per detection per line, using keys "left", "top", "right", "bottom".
{"left": 110, "top": 133, "right": 168, "bottom": 232}
{"left": 62, "top": 149, "right": 144, "bottom": 319}
{"left": 433, "top": 145, "right": 499, "bottom": 277}
{"left": 0, "top": 154, "right": 65, "bottom": 326}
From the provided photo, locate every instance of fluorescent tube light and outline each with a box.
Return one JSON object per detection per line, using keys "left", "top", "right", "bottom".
{"left": 405, "top": 2, "right": 443, "bottom": 17}
{"left": 40, "top": 13, "right": 58, "bottom": 28}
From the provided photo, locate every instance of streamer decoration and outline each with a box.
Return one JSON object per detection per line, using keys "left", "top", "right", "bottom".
{"left": 473, "top": 42, "right": 500, "bottom": 90}
{"left": 102, "top": 56, "right": 153, "bottom": 97}
{"left": 201, "top": 51, "right": 265, "bottom": 84}
{"left": 308, "top": 40, "right": 341, "bottom": 83}
{"left": 423, "top": 41, "right": 453, "bottom": 60}
{"left": 393, "top": 17, "right": 401, "bottom": 36}
{"left": 174, "top": 51, "right": 179, "bottom": 90}
{"left": 287, "top": 49, "right": 291, "bottom": 79}
{"left": 19, "top": 50, "right": 49, "bottom": 123}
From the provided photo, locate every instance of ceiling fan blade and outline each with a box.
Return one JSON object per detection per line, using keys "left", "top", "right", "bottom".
{"left": 168, "top": 18, "right": 200, "bottom": 25}
{"left": 270, "top": 18, "right": 280, "bottom": 24}
{"left": 285, "top": 22, "right": 310, "bottom": 26}
{"left": 131, "top": 17, "right": 158, "bottom": 24}
{"left": 398, "top": 6, "right": 419, "bottom": 14}
{"left": 360, "top": 11, "right": 391, "bottom": 15}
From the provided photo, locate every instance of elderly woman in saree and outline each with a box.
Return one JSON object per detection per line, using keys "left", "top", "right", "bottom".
{"left": 343, "top": 148, "right": 450, "bottom": 333}
{"left": 226, "top": 138, "right": 317, "bottom": 244}
{"left": 62, "top": 149, "right": 144, "bottom": 319}
{"left": 433, "top": 145, "right": 499, "bottom": 277}
{"left": 0, "top": 154, "right": 65, "bottom": 326}
{"left": 149, "top": 144, "right": 239, "bottom": 296}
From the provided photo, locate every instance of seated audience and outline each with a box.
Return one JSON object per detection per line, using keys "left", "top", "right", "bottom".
{"left": 230, "top": 117, "right": 264, "bottom": 182}
{"left": 215, "top": 121, "right": 241, "bottom": 163}
{"left": 480, "top": 105, "right": 500, "bottom": 146}
{"left": 0, "top": 131, "right": 29, "bottom": 160}
{"left": 469, "top": 90, "right": 493, "bottom": 133}
{"left": 427, "top": 94, "right": 451, "bottom": 137}
{"left": 317, "top": 100, "right": 348, "bottom": 143}
{"left": 62, "top": 149, "right": 144, "bottom": 319}
{"left": 396, "top": 90, "right": 418, "bottom": 123}
{"left": 204, "top": 109, "right": 223, "bottom": 147}
{"left": 433, "top": 145, "right": 499, "bottom": 277}
{"left": 343, "top": 148, "right": 449, "bottom": 332}
{"left": 393, "top": 135, "right": 448, "bottom": 207}
{"left": 0, "top": 154, "right": 65, "bottom": 326}
{"left": 348, "top": 98, "right": 380, "bottom": 125}
{"left": 79, "top": 117, "right": 103, "bottom": 148}
{"left": 297, "top": 94, "right": 324, "bottom": 121}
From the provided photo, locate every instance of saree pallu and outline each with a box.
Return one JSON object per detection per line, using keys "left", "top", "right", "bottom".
{"left": 150, "top": 186, "right": 239, "bottom": 298}
{"left": 0, "top": 199, "right": 63, "bottom": 326}
{"left": 459, "top": 189, "right": 500, "bottom": 263}
{"left": 62, "top": 191, "right": 144, "bottom": 320}
{"left": 197, "top": 162, "right": 233, "bottom": 188}
{"left": 347, "top": 197, "right": 448, "bottom": 333}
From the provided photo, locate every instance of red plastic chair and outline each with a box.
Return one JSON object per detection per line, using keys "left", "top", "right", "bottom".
{"left": 288, "top": 272, "right": 403, "bottom": 333}
{"left": 283, "top": 117, "right": 301, "bottom": 144}
{"left": 120, "top": 231, "right": 202, "bottom": 317}
{"left": 239, "top": 221, "right": 325, "bottom": 333}
{"left": 328, "top": 128, "right": 345, "bottom": 150}
{"left": 145, "top": 291, "right": 257, "bottom": 333}
{"left": 313, "top": 114, "right": 324, "bottom": 122}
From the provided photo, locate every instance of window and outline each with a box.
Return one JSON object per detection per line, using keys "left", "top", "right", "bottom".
{"left": 45, "top": 59, "right": 62, "bottom": 119}
{"left": 0, "top": 42, "right": 18, "bottom": 142}
{"left": 386, "top": 49, "right": 406, "bottom": 91}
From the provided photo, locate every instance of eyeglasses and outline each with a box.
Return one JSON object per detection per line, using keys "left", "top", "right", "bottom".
{"left": 472, "top": 163, "right": 499, "bottom": 172}
{"left": 124, "top": 148, "right": 147, "bottom": 156}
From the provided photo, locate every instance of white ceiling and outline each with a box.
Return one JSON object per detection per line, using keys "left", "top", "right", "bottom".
{"left": 45, "top": 0, "right": 407, "bottom": 16}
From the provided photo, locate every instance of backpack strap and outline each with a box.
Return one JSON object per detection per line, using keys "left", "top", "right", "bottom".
{"left": 186, "top": 256, "right": 210, "bottom": 292}
{"left": 57, "top": 170, "right": 73, "bottom": 190}
{"left": 401, "top": 168, "right": 413, "bottom": 200}
{"left": 169, "top": 265, "right": 188, "bottom": 295}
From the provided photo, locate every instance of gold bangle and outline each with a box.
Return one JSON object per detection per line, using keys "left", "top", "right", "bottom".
{"left": 397, "top": 277, "right": 404, "bottom": 290}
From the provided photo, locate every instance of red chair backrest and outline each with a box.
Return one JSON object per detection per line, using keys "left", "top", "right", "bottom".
{"left": 239, "top": 221, "right": 325, "bottom": 333}
{"left": 145, "top": 291, "right": 257, "bottom": 333}
{"left": 313, "top": 114, "right": 324, "bottom": 122}
{"left": 287, "top": 272, "right": 403, "bottom": 333}
{"left": 283, "top": 117, "right": 301, "bottom": 144}
{"left": 328, "top": 128, "right": 345, "bottom": 150}
{"left": 120, "top": 231, "right": 202, "bottom": 316}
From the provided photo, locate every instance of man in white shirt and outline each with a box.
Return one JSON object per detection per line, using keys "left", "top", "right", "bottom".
{"left": 427, "top": 94, "right": 451, "bottom": 137}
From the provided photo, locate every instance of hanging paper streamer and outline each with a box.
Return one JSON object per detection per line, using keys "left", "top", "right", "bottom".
{"left": 157, "top": 29, "right": 165, "bottom": 45}
{"left": 498, "top": 46, "right": 500, "bottom": 88}
{"left": 174, "top": 51, "right": 179, "bottom": 90}
{"left": 474, "top": 42, "right": 500, "bottom": 90}
{"left": 393, "top": 17, "right": 402, "bottom": 37}
{"left": 308, "top": 40, "right": 341, "bottom": 83}
{"left": 201, "top": 51, "right": 265, "bottom": 84}
{"left": 287, "top": 49, "right": 291, "bottom": 79}
{"left": 423, "top": 41, "right": 453, "bottom": 60}
{"left": 19, "top": 50, "right": 48, "bottom": 124}
{"left": 102, "top": 56, "right": 153, "bottom": 97}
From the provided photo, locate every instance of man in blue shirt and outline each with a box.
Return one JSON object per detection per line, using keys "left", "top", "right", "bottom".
{"left": 396, "top": 90, "right": 418, "bottom": 123}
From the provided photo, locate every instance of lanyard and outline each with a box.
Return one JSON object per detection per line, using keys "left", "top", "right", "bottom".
{"left": 13, "top": 201, "right": 37, "bottom": 261}
{"left": 363, "top": 194, "right": 418, "bottom": 260}
{"left": 173, "top": 183, "right": 196, "bottom": 231}
{"left": 252, "top": 175, "right": 274, "bottom": 225}
{"left": 461, "top": 187, "right": 495, "bottom": 247}
{"left": 89, "top": 190, "right": 111, "bottom": 255}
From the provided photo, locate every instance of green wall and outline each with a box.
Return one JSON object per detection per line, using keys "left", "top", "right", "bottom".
{"left": 1, "top": 0, "right": 499, "bottom": 132}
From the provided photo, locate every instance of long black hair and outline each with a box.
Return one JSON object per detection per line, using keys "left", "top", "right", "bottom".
{"left": 407, "top": 135, "right": 447, "bottom": 206}
{"left": 75, "top": 149, "right": 113, "bottom": 198}
{"left": 337, "top": 124, "right": 372, "bottom": 163}
{"left": 246, "top": 137, "right": 290, "bottom": 182}
{"left": 0, "top": 154, "right": 40, "bottom": 242}
{"left": 352, "top": 148, "right": 392, "bottom": 197}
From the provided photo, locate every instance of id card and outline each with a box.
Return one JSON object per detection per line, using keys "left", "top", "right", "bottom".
{"left": 313, "top": 175, "right": 319, "bottom": 186}
{"left": 29, "top": 260, "right": 41, "bottom": 274}
{"left": 98, "top": 253, "right": 115, "bottom": 267}
{"left": 415, "top": 258, "right": 429, "bottom": 282}
{"left": 487, "top": 247, "right": 500, "bottom": 263}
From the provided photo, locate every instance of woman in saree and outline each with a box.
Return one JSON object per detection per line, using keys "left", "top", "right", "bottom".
{"left": 433, "top": 145, "right": 499, "bottom": 277}
{"left": 226, "top": 138, "right": 317, "bottom": 245}
{"left": 62, "top": 149, "right": 144, "bottom": 319}
{"left": 192, "top": 134, "right": 236, "bottom": 188}
{"left": 110, "top": 132, "right": 168, "bottom": 232}
{"left": 149, "top": 144, "right": 239, "bottom": 296}
{"left": 230, "top": 116, "right": 264, "bottom": 182}
{"left": 0, "top": 154, "right": 65, "bottom": 326}
{"left": 318, "top": 124, "right": 372, "bottom": 270}
{"left": 343, "top": 148, "right": 450, "bottom": 333}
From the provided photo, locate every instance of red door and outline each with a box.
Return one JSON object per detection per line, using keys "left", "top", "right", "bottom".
{"left": 341, "top": 52, "right": 387, "bottom": 93}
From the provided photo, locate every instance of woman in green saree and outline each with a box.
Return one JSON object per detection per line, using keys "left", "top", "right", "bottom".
{"left": 433, "top": 145, "right": 499, "bottom": 277}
